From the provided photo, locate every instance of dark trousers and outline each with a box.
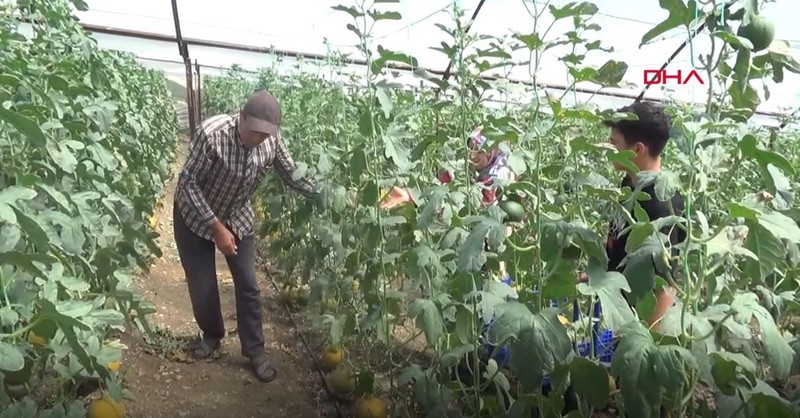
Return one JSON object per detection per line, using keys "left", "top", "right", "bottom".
{"left": 172, "top": 204, "right": 265, "bottom": 359}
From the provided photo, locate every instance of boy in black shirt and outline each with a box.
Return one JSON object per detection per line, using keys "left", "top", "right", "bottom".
{"left": 579, "top": 101, "right": 686, "bottom": 331}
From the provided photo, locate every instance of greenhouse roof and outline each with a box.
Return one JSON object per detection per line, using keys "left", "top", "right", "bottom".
{"left": 69, "top": 0, "right": 800, "bottom": 128}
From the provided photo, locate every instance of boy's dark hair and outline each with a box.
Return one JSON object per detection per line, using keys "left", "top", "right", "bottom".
{"left": 603, "top": 101, "right": 671, "bottom": 158}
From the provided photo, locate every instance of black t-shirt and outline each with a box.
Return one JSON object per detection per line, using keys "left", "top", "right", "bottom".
{"left": 606, "top": 174, "right": 686, "bottom": 275}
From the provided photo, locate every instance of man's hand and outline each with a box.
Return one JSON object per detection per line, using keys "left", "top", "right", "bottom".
{"left": 211, "top": 222, "right": 238, "bottom": 256}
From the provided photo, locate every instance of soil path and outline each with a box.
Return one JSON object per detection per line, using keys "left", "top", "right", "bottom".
{"left": 119, "top": 135, "right": 335, "bottom": 418}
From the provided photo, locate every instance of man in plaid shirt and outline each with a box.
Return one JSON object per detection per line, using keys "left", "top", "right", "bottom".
{"left": 173, "top": 90, "right": 316, "bottom": 383}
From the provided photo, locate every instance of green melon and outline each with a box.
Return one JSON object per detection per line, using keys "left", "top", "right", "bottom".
{"left": 329, "top": 364, "right": 357, "bottom": 395}
{"left": 2, "top": 356, "right": 33, "bottom": 386}
{"left": 498, "top": 200, "right": 525, "bottom": 223}
{"left": 737, "top": 15, "right": 775, "bottom": 52}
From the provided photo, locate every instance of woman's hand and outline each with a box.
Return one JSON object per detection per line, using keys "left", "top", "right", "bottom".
{"left": 379, "top": 186, "right": 412, "bottom": 210}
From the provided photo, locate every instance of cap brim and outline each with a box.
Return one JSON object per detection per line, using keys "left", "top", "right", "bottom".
{"left": 244, "top": 117, "right": 279, "bottom": 136}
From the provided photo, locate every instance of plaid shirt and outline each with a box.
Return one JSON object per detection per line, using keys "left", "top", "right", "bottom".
{"left": 175, "top": 113, "right": 315, "bottom": 242}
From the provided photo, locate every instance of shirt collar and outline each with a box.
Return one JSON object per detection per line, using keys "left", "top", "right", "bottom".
{"left": 233, "top": 118, "right": 249, "bottom": 150}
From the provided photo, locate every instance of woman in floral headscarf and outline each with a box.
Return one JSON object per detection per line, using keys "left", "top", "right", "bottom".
{"left": 380, "top": 126, "right": 517, "bottom": 210}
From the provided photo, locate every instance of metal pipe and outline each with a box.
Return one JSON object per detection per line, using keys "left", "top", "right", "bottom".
{"left": 170, "top": 0, "right": 196, "bottom": 135}
{"left": 195, "top": 59, "right": 202, "bottom": 123}
{"left": 169, "top": 0, "right": 186, "bottom": 58}
{"left": 441, "top": 0, "right": 487, "bottom": 82}
{"left": 183, "top": 61, "right": 195, "bottom": 134}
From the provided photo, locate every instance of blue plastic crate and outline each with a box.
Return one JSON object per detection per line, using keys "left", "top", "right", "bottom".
{"left": 479, "top": 274, "right": 617, "bottom": 374}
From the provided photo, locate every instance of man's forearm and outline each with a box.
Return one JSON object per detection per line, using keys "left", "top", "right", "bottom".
{"left": 289, "top": 177, "right": 316, "bottom": 199}
{"left": 209, "top": 220, "right": 227, "bottom": 236}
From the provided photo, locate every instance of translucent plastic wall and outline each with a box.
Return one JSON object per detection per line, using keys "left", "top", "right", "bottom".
{"left": 67, "top": 0, "right": 800, "bottom": 126}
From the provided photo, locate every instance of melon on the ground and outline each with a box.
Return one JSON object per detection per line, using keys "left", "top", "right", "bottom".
{"left": 328, "top": 364, "right": 356, "bottom": 395}
{"left": 321, "top": 346, "right": 344, "bottom": 370}
{"left": 87, "top": 395, "right": 126, "bottom": 418}
{"left": 353, "top": 396, "right": 387, "bottom": 418}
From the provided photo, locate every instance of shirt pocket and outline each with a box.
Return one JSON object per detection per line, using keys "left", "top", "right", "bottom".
{"left": 219, "top": 159, "right": 248, "bottom": 186}
{"left": 252, "top": 150, "right": 272, "bottom": 182}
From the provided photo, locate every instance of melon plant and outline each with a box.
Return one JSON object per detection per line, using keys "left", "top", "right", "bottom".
{"left": 0, "top": 0, "right": 176, "bottom": 414}
{"left": 206, "top": 0, "right": 800, "bottom": 417}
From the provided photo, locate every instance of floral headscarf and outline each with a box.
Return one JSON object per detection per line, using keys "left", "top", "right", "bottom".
{"left": 468, "top": 126, "right": 514, "bottom": 203}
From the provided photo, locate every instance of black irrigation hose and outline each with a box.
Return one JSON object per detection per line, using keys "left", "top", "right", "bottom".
{"left": 635, "top": 1, "right": 736, "bottom": 102}
{"left": 257, "top": 255, "right": 346, "bottom": 418}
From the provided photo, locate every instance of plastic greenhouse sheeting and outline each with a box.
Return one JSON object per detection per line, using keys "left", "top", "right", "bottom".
{"left": 64, "top": 0, "right": 800, "bottom": 127}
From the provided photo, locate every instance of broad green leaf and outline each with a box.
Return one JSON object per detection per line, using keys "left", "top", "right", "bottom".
{"left": 610, "top": 322, "right": 699, "bottom": 417}
{"left": 458, "top": 221, "right": 491, "bottom": 272}
{"left": 640, "top": 0, "right": 694, "bottom": 47}
{"left": 368, "top": 10, "right": 402, "bottom": 21}
{"left": 729, "top": 83, "right": 761, "bottom": 112}
{"left": 764, "top": 164, "right": 794, "bottom": 209}
{"left": 508, "top": 308, "right": 573, "bottom": 391}
{"left": 756, "top": 211, "right": 800, "bottom": 244}
{"left": 0, "top": 341, "right": 25, "bottom": 372}
{"left": 738, "top": 134, "right": 795, "bottom": 175}
{"left": 710, "top": 351, "right": 757, "bottom": 396}
{"left": 730, "top": 292, "right": 794, "bottom": 379}
{"left": 660, "top": 301, "right": 718, "bottom": 352}
{"left": 0, "top": 106, "right": 47, "bottom": 147}
{"left": 716, "top": 378, "right": 786, "bottom": 418}
{"left": 0, "top": 203, "right": 16, "bottom": 224}
{"left": 570, "top": 357, "right": 610, "bottom": 409}
{"left": 592, "top": 60, "right": 628, "bottom": 87}
{"left": 549, "top": 1, "right": 598, "bottom": 19}
{"left": 606, "top": 149, "right": 638, "bottom": 173}
{"left": 408, "top": 299, "right": 444, "bottom": 346}
{"left": 742, "top": 222, "right": 784, "bottom": 282}
{"left": 621, "top": 234, "right": 664, "bottom": 304}
{"left": 487, "top": 302, "right": 533, "bottom": 344}
{"left": 418, "top": 186, "right": 446, "bottom": 229}
{"left": 0, "top": 307, "right": 19, "bottom": 327}
{"left": 0, "top": 397, "right": 36, "bottom": 418}
{"left": 37, "top": 184, "right": 72, "bottom": 212}
{"left": 362, "top": 180, "right": 379, "bottom": 206}
{"left": 705, "top": 226, "right": 757, "bottom": 260}
{"left": 33, "top": 299, "right": 102, "bottom": 380}
{"left": 747, "top": 393, "right": 796, "bottom": 418}
{"left": 383, "top": 126, "right": 412, "bottom": 172}
{"left": 12, "top": 206, "right": 50, "bottom": 251}
{"left": 331, "top": 5, "right": 363, "bottom": 18}
{"left": 578, "top": 256, "right": 636, "bottom": 330}
{"left": 0, "top": 186, "right": 37, "bottom": 204}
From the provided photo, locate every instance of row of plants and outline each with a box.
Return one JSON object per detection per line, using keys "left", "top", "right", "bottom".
{"left": 0, "top": 0, "right": 178, "bottom": 416}
{"left": 201, "top": 1, "right": 800, "bottom": 417}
